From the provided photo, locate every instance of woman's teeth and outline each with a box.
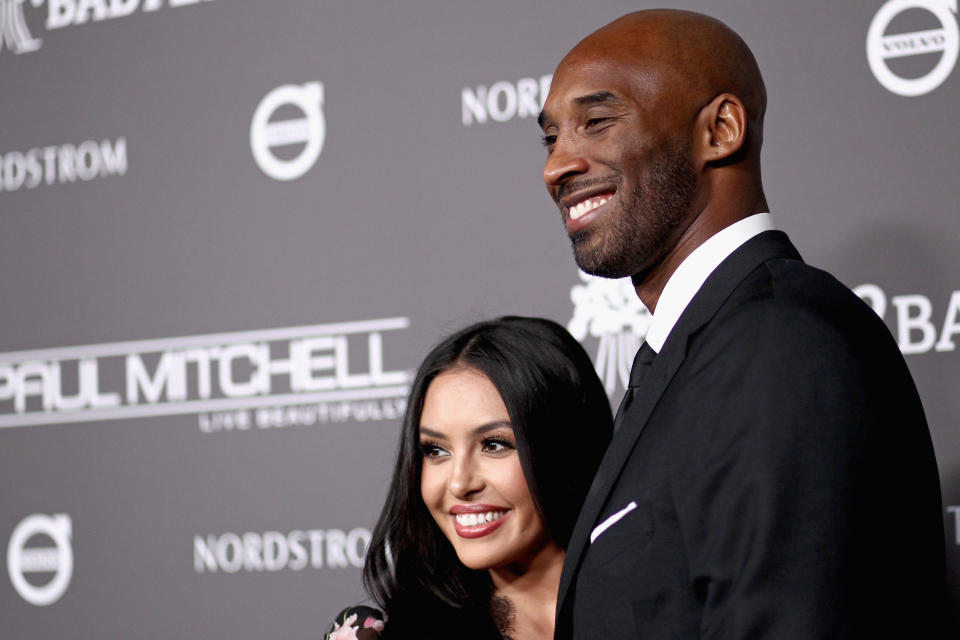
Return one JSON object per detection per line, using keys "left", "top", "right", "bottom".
{"left": 455, "top": 511, "right": 506, "bottom": 526}
{"left": 570, "top": 195, "right": 609, "bottom": 220}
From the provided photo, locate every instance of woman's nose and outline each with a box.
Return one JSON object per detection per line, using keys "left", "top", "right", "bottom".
{"left": 448, "top": 455, "right": 484, "bottom": 499}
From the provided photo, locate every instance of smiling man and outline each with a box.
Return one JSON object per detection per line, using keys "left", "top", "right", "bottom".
{"left": 539, "top": 9, "right": 947, "bottom": 639}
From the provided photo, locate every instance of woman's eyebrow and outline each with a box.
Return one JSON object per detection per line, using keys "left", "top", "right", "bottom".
{"left": 471, "top": 421, "right": 513, "bottom": 436}
{"left": 419, "top": 426, "right": 446, "bottom": 439}
{"left": 418, "top": 421, "right": 513, "bottom": 440}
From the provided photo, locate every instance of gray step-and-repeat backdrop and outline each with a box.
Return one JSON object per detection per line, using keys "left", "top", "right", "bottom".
{"left": 1, "top": 0, "right": 958, "bottom": 635}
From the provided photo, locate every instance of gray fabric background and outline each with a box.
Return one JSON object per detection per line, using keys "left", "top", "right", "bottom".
{"left": 1, "top": 0, "right": 958, "bottom": 635}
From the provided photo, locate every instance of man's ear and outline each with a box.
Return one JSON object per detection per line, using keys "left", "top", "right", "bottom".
{"left": 694, "top": 93, "right": 747, "bottom": 166}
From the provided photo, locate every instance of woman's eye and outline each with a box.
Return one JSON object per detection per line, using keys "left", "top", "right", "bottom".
{"left": 420, "top": 443, "right": 448, "bottom": 458}
{"left": 481, "top": 438, "right": 514, "bottom": 453}
{"left": 540, "top": 134, "right": 557, "bottom": 147}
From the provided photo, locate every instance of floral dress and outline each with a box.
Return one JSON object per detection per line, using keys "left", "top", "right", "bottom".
{"left": 324, "top": 606, "right": 386, "bottom": 640}
{"left": 325, "top": 604, "right": 509, "bottom": 639}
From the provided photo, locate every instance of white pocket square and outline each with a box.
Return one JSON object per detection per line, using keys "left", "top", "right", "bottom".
{"left": 590, "top": 500, "right": 637, "bottom": 544}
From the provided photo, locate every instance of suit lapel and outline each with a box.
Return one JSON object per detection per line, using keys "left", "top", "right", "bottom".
{"left": 555, "top": 231, "right": 802, "bottom": 626}
{"left": 555, "top": 332, "right": 683, "bottom": 626}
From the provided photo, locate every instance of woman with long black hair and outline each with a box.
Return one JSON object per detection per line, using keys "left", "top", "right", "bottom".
{"left": 326, "top": 316, "right": 612, "bottom": 640}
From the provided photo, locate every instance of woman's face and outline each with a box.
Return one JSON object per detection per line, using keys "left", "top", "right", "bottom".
{"left": 419, "top": 367, "right": 549, "bottom": 571}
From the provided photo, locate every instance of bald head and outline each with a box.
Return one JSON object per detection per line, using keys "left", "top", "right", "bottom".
{"left": 557, "top": 9, "right": 766, "bottom": 151}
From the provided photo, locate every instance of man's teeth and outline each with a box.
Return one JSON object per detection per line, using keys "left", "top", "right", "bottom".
{"left": 455, "top": 511, "right": 506, "bottom": 527}
{"left": 570, "top": 195, "right": 609, "bottom": 220}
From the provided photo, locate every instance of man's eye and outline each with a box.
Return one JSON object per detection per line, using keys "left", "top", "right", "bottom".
{"left": 540, "top": 134, "right": 557, "bottom": 147}
{"left": 586, "top": 117, "right": 609, "bottom": 128}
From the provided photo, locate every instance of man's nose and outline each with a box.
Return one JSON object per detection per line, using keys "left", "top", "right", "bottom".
{"left": 543, "top": 139, "right": 589, "bottom": 188}
{"left": 448, "top": 455, "right": 484, "bottom": 499}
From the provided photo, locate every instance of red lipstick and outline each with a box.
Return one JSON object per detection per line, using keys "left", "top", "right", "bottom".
{"left": 450, "top": 504, "right": 512, "bottom": 539}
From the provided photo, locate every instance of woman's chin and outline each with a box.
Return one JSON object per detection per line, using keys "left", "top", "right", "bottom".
{"left": 454, "top": 551, "right": 502, "bottom": 571}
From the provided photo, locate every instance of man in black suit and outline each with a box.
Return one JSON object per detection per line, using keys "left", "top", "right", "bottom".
{"left": 538, "top": 9, "right": 947, "bottom": 638}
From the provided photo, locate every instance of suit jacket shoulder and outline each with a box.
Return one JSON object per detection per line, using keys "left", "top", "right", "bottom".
{"left": 556, "top": 231, "right": 947, "bottom": 639}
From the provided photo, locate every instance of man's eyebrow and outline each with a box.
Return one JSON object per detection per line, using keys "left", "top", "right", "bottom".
{"left": 538, "top": 91, "right": 624, "bottom": 128}
{"left": 537, "top": 110, "right": 550, "bottom": 129}
{"left": 574, "top": 91, "right": 624, "bottom": 107}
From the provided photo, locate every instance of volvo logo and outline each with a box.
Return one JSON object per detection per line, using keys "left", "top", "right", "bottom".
{"left": 7, "top": 513, "right": 73, "bottom": 606}
{"left": 867, "top": 0, "right": 959, "bottom": 96}
{"left": 250, "top": 82, "right": 326, "bottom": 181}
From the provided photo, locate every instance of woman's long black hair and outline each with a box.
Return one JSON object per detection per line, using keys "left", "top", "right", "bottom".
{"left": 362, "top": 316, "right": 613, "bottom": 637}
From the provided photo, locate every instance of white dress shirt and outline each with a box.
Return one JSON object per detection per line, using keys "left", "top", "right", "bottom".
{"left": 644, "top": 213, "right": 776, "bottom": 353}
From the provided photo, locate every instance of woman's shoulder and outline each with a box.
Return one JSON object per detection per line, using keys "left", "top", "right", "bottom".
{"left": 324, "top": 605, "right": 386, "bottom": 640}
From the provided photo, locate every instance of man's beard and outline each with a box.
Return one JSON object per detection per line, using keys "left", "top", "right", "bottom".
{"left": 569, "top": 151, "right": 697, "bottom": 279}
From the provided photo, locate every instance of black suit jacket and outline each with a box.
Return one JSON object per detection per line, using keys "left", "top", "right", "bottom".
{"left": 555, "top": 231, "right": 946, "bottom": 639}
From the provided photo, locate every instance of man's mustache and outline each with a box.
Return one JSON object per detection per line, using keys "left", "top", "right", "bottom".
{"left": 555, "top": 173, "right": 622, "bottom": 203}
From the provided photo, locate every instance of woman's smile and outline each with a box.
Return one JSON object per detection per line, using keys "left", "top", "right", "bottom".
{"left": 451, "top": 507, "right": 512, "bottom": 538}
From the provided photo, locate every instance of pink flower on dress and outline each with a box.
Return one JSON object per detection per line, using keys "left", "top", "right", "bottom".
{"left": 363, "top": 617, "right": 385, "bottom": 632}
{"left": 328, "top": 613, "right": 360, "bottom": 640}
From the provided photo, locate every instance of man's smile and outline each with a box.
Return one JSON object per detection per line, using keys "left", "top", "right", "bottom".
{"left": 569, "top": 193, "right": 612, "bottom": 220}
{"left": 562, "top": 188, "right": 617, "bottom": 232}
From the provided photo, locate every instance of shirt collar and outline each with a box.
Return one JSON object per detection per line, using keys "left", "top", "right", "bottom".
{"left": 643, "top": 213, "right": 776, "bottom": 353}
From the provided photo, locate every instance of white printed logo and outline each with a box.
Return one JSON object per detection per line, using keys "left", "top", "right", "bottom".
{"left": 7, "top": 513, "right": 73, "bottom": 606}
{"left": 1, "top": 0, "right": 215, "bottom": 57}
{"left": 854, "top": 283, "right": 960, "bottom": 354}
{"left": 461, "top": 75, "right": 552, "bottom": 126}
{"left": 250, "top": 82, "right": 325, "bottom": 181}
{"left": 567, "top": 271, "right": 651, "bottom": 397}
{"left": 0, "top": 317, "right": 410, "bottom": 429}
{"left": 194, "top": 527, "right": 371, "bottom": 573}
{"left": 0, "top": 137, "right": 127, "bottom": 194}
{"left": 0, "top": 0, "right": 42, "bottom": 54}
{"left": 867, "top": 0, "right": 959, "bottom": 96}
